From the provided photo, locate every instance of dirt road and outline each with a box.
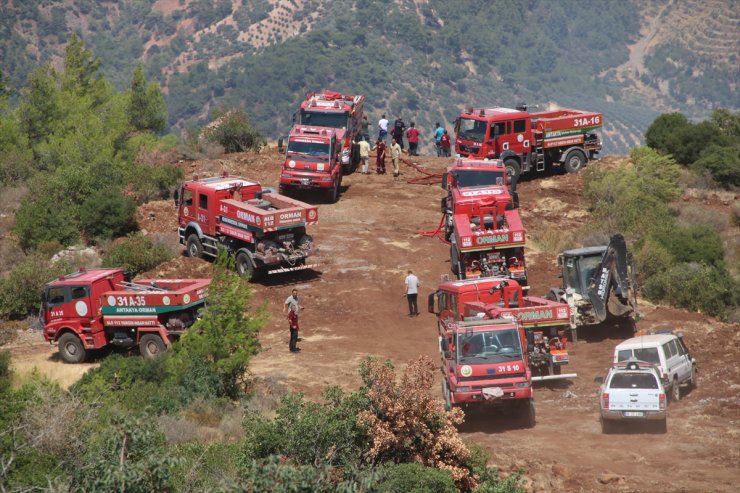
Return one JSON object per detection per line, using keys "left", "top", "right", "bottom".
{"left": 9, "top": 151, "right": 739, "bottom": 492}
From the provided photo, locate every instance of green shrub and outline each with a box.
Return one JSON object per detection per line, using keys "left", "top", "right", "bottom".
{"left": 79, "top": 189, "right": 138, "bottom": 242}
{"left": 370, "top": 463, "right": 457, "bottom": 493}
{"left": 0, "top": 350, "right": 10, "bottom": 393}
{"left": 692, "top": 144, "right": 740, "bottom": 187}
{"left": 0, "top": 254, "right": 69, "bottom": 319}
{"left": 102, "top": 232, "right": 172, "bottom": 275}
{"left": 642, "top": 263, "right": 737, "bottom": 319}
{"left": 171, "top": 442, "right": 243, "bottom": 492}
{"left": 202, "top": 108, "right": 265, "bottom": 153}
{"left": 635, "top": 238, "right": 674, "bottom": 280}
{"left": 237, "top": 455, "right": 334, "bottom": 493}
{"left": 649, "top": 224, "right": 725, "bottom": 268}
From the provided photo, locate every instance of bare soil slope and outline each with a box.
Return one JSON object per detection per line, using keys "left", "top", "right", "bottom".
{"left": 9, "top": 150, "right": 739, "bottom": 492}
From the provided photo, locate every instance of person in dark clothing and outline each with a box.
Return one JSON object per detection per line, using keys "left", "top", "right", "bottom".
{"left": 392, "top": 118, "right": 406, "bottom": 150}
{"left": 288, "top": 307, "right": 300, "bottom": 352}
{"left": 375, "top": 139, "right": 387, "bottom": 174}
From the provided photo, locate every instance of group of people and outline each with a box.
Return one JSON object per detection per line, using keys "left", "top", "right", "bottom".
{"left": 355, "top": 115, "right": 452, "bottom": 179}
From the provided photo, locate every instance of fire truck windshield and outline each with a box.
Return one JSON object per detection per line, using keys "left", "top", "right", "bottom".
{"left": 458, "top": 118, "right": 488, "bottom": 143}
{"left": 300, "top": 110, "right": 348, "bottom": 129}
{"left": 457, "top": 329, "right": 522, "bottom": 364}
{"left": 287, "top": 140, "right": 331, "bottom": 161}
{"left": 454, "top": 170, "right": 505, "bottom": 188}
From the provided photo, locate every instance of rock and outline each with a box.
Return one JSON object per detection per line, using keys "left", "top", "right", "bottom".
{"left": 551, "top": 463, "right": 572, "bottom": 479}
{"left": 598, "top": 472, "right": 625, "bottom": 484}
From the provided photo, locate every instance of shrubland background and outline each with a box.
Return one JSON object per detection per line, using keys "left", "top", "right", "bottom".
{"left": 0, "top": 1, "right": 738, "bottom": 490}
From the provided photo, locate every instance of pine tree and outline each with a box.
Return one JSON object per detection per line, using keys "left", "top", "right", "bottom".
{"left": 128, "top": 65, "right": 167, "bottom": 133}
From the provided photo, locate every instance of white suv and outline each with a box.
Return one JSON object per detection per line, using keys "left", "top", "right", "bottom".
{"left": 613, "top": 331, "right": 697, "bottom": 402}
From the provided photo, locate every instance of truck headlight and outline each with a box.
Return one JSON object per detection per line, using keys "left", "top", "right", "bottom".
{"left": 456, "top": 386, "right": 471, "bottom": 392}
{"left": 515, "top": 382, "right": 531, "bottom": 388}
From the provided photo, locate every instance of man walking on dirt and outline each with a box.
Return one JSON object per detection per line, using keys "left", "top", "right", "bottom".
{"left": 434, "top": 122, "right": 445, "bottom": 157}
{"left": 378, "top": 114, "right": 389, "bottom": 142}
{"left": 390, "top": 137, "right": 402, "bottom": 179}
{"left": 406, "top": 122, "right": 420, "bottom": 156}
{"left": 284, "top": 289, "right": 304, "bottom": 352}
{"left": 404, "top": 270, "right": 420, "bottom": 316}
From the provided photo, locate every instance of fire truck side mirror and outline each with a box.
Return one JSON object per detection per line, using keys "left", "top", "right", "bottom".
{"left": 173, "top": 188, "right": 179, "bottom": 206}
{"left": 441, "top": 338, "right": 449, "bottom": 352}
{"left": 440, "top": 172, "right": 448, "bottom": 189}
{"left": 427, "top": 292, "right": 437, "bottom": 314}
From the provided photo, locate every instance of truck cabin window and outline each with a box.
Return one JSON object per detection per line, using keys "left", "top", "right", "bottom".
{"left": 44, "top": 287, "right": 66, "bottom": 306}
{"left": 182, "top": 190, "right": 193, "bottom": 207}
{"left": 458, "top": 118, "right": 487, "bottom": 142}
{"left": 287, "top": 140, "right": 331, "bottom": 161}
{"left": 610, "top": 373, "right": 659, "bottom": 389}
{"left": 300, "top": 110, "right": 348, "bottom": 129}
{"left": 454, "top": 170, "right": 505, "bottom": 188}
{"left": 490, "top": 122, "right": 506, "bottom": 139}
{"left": 514, "top": 119, "right": 526, "bottom": 133}
{"left": 71, "top": 287, "right": 88, "bottom": 300}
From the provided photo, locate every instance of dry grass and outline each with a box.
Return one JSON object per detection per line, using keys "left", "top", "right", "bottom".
{"left": 243, "top": 374, "right": 289, "bottom": 416}
{"left": 159, "top": 400, "right": 245, "bottom": 444}
{"left": 529, "top": 225, "right": 576, "bottom": 254}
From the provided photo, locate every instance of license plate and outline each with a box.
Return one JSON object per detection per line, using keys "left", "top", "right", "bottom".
{"left": 624, "top": 411, "right": 644, "bottom": 417}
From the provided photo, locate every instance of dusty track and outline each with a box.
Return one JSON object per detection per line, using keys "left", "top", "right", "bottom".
{"left": 8, "top": 151, "right": 739, "bottom": 492}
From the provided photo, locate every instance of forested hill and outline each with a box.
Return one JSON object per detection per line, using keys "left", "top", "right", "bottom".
{"left": 2, "top": 0, "right": 738, "bottom": 154}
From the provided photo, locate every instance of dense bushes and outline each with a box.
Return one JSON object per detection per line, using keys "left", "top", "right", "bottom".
{"left": 645, "top": 109, "right": 739, "bottom": 187}
{"left": 0, "top": 254, "right": 69, "bottom": 319}
{"left": 201, "top": 108, "right": 265, "bottom": 153}
{"left": 101, "top": 233, "right": 173, "bottom": 276}
{"left": 583, "top": 146, "right": 738, "bottom": 319}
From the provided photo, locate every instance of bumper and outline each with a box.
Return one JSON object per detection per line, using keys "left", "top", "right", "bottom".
{"left": 600, "top": 409, "right": 666, "bottom": 422}
{"left": 451, "top": 385, "right": 532, "bottom": 405}
{"left": 280, "top": 174, "right": 335, "bottom": 189}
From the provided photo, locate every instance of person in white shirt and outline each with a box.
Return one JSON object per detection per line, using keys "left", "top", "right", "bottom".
{"left": 378, "top": 114, "right": 389, "bottom": 142}
{"left": 404, "top": 270, "right": 421, "bottom": 316}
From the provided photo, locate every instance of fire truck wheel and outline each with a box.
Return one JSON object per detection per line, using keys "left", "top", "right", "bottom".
{"left": 236, "top": 252, "right": 255, "bottom": 279}
{"left": 442, "top": 380, "right": 452, "bottom": 411}
{"left": 564, "top": 150, "right": 586, "bottom": 173}
{"left": 186, "top": 234, "right": 204, "bottom": 258}
{"left": 140, "top": 334, "right": 166, "bottom": 359}
{"left": 328, "top": 182, "right": 340, "bottom": 203}
{"left": 553, "top": 364, "right": 562, "bottom": 376}
{"left": 58, "top": 333, "right": 86, "bottom": 364}
{"left": 504, "top": 158, "right": 521, "bottom": 180}
{"left": 523, "top": 398, "right": 536, "bottom": 428}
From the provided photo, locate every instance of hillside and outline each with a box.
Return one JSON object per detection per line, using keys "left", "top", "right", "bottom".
{"left": 6, "top": 151, "right": 739, "bottom": 492}
{"left": 1, "top": 0, "right": 738, "bottom": 155}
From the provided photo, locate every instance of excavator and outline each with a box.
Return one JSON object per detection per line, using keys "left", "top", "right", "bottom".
{"left": 547, "top": 234, "right": 638, "bottom": 341}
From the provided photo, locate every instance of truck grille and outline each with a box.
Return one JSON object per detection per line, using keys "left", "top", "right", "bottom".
{"left": 458, "top": 372, "right": 526, "bottom": 383}
{"left": 459, "top": 144, "right": 480, "bottom": 154}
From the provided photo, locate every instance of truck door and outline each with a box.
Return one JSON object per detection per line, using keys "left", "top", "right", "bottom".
{"left": 69, "top": 285, "right": 93, "bottom": 328}
{"left": 180, "top": 186, "right": 196, "bottom": 224}
{"left": 197, "top": 191, "right": 211, "bottom": 233}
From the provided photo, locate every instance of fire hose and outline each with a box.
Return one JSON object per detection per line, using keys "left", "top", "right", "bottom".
{"left": 399, "top": 156, "right": 451, "bottom": 244}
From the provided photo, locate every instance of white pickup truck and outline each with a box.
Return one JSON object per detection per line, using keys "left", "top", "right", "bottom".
{"left": 597, "top": 359, "right": 667, "bottom": 433}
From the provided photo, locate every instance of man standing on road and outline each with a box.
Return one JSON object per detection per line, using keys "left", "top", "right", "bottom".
{"left": 390, "top": 137, "right": 402, "bottom": 179}
{"left": 378, "top": 114, "right": 389, "bottom": 142}
{"left": 392, "top": 117, "right": 406, "bottom": 151}
{"left": 359, "top": 136, "right": 372, "bottom": 174}
{"left": 284, "top": 289, "right": 304, "bottom": 352}
{"left": 434, "top": 122, "right": 445, "bottom": 156}
{"left": 406, "top": 122, "right": 419, "bottom": 156}
{"left": 404, "top": 270, "right": 420, "bottom": 316}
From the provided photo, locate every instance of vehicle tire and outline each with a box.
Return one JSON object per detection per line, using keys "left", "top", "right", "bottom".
{"left": 600, "top": 417, "right": 613, "bottom": 434}
{"left": 236, "top": 251, "right": 255, "bottom": 279}
{"left": 553, "top": 364, "right": 562, "bottom": 376}
{"left": 450, "top": 244, "right": 460, "bottom": 276}
{"left": 58, "top": 333, "right": 87, "bottom": 364}
{"left": 442, "top": 379, "right": 452, "bottom": 412}
{"left": 140, "top": 333, "right": 166, "bottom": 359}
{"left": 504, "top": 158, "right": 521, "bottom": 181}
{"left": 328, "top": 181, "right": 340, "bottom": 203}
{"left": 351, "top": 142, "right": 360, "bottom": 172}
{"left": 671, "top": 377, "right": 681, "bottom": 402}
{"left": 564, "top": 149, "right": 586, "bottom": 173}
{"left": 656, "top": 418, "right": 668, "bottom": 434}
{"left": 186, "top": 234, "right": 203, "bottom": 259}
{"left": 523, "top": 398, "right": 536, "bottom": 428}
{"left": 690, "top": 365, "right": 698, "bottom": 390}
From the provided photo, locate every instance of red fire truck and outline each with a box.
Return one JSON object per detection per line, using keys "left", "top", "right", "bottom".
{"left": 429, "top": 277, "right": 576, "bottom": 380}
{"left": 41, "top": 268, "right": 210, "bottom": 363}
{"left": 454, "top": 104, "right": 603, "bottom": 179}
{"left": 296, "top": 90, "right": 365, "bottom": 173}
{"left": 279, "top": 125, "right": 343, "bottom": 203}
{"left": 433, "top": 313, "right": 536, "bottom": 426}
{"left": 176, "top": 174, "right": 318, "bottom": 279}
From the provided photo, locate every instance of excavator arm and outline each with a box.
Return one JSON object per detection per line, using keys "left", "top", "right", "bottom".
{"left": 587, "top": 234, "right": 637, "bottom": 323}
